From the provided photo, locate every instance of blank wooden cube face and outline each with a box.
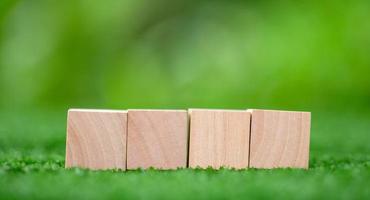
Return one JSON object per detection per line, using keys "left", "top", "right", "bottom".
{"left": 249, "top": 110, "right": 311, "bottom": 169}
{"left": 127, "top": 110, "right": 188, "bottom": 170}
{"left": 65, "top": 109, "right": 127, "bottom": 170}
{"left": 188, "top": 109, "right": 251, "bottom": 169}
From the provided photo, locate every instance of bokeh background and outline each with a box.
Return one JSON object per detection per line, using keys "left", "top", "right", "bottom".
{"left": 1, "top": 0, "right": 369, "bottom": 111}
{"left": 0, "top": 0, "right": 369, "bottom": 199}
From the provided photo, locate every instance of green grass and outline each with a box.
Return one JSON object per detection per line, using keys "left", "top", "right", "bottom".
{"left": 0, "top": 110, "right": 369, "bottom": 199}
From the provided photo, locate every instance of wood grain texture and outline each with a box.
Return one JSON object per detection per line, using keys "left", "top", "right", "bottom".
{"left": 188, "top": 109, "right": 251, "bottom": 169}
{"left": 249, "top": 109, "right": 311, "bottom": 169}
{"left": 127, "top": 110, "right": 188, "bottom": 170}
{"left": 65, "top": 109, "right": 127, "bottom": 170}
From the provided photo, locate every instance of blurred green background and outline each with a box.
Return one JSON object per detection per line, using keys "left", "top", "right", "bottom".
{"left": 0, "top": 0, "right": 369, "bottom": 199}
{"left": 1, "top": 0, "right": 369, "bottom": 111}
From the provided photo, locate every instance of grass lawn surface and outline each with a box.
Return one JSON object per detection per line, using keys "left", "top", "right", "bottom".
{"left": 0, "top": 110, "right": 369, "bottom": 199}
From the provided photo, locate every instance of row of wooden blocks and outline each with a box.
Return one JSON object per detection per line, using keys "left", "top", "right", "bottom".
{"left": 65, "top": 109, "right": 311, "bottom": 170}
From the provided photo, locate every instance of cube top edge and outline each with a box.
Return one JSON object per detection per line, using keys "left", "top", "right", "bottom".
{"left": 188, "top": 108, "right": 248, "bottom": 113}
{"left": 128, "top": 109, "right": 187, "bottom": 112}
{"left": 247, "top": 109, "right": 311, "bottom": 114}
{"left": 68, "top": 108, "right": 127, "bottom": 114}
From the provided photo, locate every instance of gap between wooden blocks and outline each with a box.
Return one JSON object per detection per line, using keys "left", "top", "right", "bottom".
{"left": 65, "top": 108, "right": 311, "bottom": 170}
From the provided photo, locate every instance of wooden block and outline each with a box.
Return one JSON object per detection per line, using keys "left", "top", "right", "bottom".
{"left": 188, "top": 109, "right": 251, "bottom": 169}
{"left": 127, "top": 110, "right": 188, "bottom": 169}
{"left": 249, "top": 109, "right": 311, "bottom": 169}
{"left": 65, "top": 109, "right": 127, "bottom": 170}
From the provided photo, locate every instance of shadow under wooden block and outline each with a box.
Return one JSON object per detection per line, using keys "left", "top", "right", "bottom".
{"left": 65, "top": 109, "right": 127, "bottom": 170}
{"left": 249, "top": 109, "right": 311, "bottom": 169}
{"left": 188, "top": 109, "right": 251, "bottom": 169}
{"left": 127, "top": 110, "right": 188, "bottom": 170}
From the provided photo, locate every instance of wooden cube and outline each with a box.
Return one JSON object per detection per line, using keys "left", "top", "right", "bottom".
{"left": 127, "top": 110, "right": 188, "bottom": 169}
{"left": 188, "top": 109, "right": 251, "bottom": 169}
{"left": 249, "top": 109, "right": 311, "bottom": 169}
{"left": 65, "top": 109, "right": 127, "bottom": 170}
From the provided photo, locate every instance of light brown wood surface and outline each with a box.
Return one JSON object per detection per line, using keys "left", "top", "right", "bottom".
{"left": 188, "top": 109, "right": 251, "bottom": 169}
{"left": 127, "top": 110, "right": 188, "bottom": 169}
{"left": 249, "top": 109, "right": 311, "bottom": 169}
{"left": 65, "top": 109, "right": 127, "bottom": 170}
